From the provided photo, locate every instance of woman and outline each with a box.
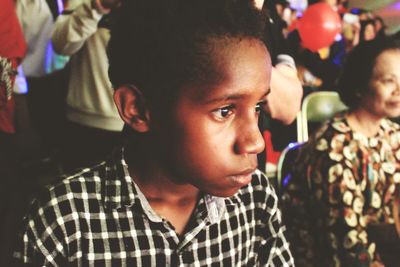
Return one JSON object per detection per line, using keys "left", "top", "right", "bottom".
{"left": 359, "top": 19, "right": 377, "bottom": 43}
{"left": 282, "top": 38, "right": 400, "bottom": 267}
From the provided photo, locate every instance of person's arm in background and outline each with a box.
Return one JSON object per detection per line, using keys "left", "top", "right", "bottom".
{"left": 52, "top": 0, "right": 119, "bottom": 55}
{"left": 13, "top": 0, "right": 54, "bottom": 93}
{"left": 254, "top": 0, "right": 303, "bottom": 125}
{"left": 15, "top": 0, "right": 53, "bottom": 54}
{"left": 268, "top": 56, "right": 302, "bottom": 124}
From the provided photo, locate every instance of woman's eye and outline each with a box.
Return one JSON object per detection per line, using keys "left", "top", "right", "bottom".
{"left": 379, "top": 77, "right": 399, "bottom": 91}
{"left": 378, "top": 75, "right": 398, "bottom": 86}
{"left": 213, "top": 105, "right": 234, "bottom": 120}
{"left": 382, "top": 78, "right": 396, "bottom": 84}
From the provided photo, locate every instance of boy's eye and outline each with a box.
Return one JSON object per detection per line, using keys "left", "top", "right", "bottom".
{"left": 212, "top": 105, "right": 234, "bottom": 120}
{"left": 255, "top": 101, "right": 267, "bottom": 113}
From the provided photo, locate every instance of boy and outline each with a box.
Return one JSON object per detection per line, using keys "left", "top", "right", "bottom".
{"left": 14, "top": 0, "right": 294, "bottom": 265}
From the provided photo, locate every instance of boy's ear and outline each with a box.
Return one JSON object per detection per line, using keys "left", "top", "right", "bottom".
{"left": 114, "top": 85, "right": 150, "bottom": 133}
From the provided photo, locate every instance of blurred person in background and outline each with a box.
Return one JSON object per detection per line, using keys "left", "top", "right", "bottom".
{"left": 254, "top": 0, "right": 303, "bottom": 172}
{"left": 359, "top": 19, "right": 377, "bottom": 43}
{"left": 0, "top": 0, "right": 26, "bottom": 264}
{"left": 287, "top": 0, "right": 347, "bottom": 92}
{"left": 374, "top": 16, "right": 386, "bottom": 40}
{"left": 254, "top": 0, "right": 302, "bottom": 124}
{"left": 14, "top": 0, "right": 70, "bottom": 161}
{"left": 52, "top": 0, "right": 124, "bottom": 172}
{"left": 342, "top": 12, "right": 361, "bottom": 52}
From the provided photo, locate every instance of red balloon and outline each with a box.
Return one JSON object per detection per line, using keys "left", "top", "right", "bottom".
{"left": 297, "top": 3, "right": 341, "bottom": 52}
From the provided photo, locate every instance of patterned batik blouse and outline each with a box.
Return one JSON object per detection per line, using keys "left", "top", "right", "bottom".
{"left": 282, "top": 112, "right": 400, "bottom": 267}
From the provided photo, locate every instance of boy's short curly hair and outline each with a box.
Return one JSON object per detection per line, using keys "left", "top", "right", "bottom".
{"left": 107, "top": 0, "right": 266, "bottom": 107}
{"left": 336, "top": 37, "right": 400, "bottom": 110}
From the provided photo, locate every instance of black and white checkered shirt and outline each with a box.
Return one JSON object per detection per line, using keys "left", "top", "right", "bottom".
{"left": 14, "top": 149, "right": 294, "bottom": 266}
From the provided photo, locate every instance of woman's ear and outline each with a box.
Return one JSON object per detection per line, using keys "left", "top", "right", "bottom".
{"left": 114, "top": 85, "right": 150, "bottom": 133}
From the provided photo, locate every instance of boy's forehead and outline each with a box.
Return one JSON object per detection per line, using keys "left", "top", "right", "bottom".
{"left": 181, "top": 39, "right": 271, "bottom": 102}
{"left": 209, "top": 36, "right": 268, "bottom": 56}
{"left": 205, "top": 37, "right": 270, "bottom": 71}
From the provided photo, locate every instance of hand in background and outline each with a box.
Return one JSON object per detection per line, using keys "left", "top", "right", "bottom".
{"left": 370, "top": 261, "right": 385, "bottom": 267}
{"left": 267, "top": 64, "right": 303, "bottom": 124}
{"left": 253, "top": 0, "right": 264, "bottom": 10}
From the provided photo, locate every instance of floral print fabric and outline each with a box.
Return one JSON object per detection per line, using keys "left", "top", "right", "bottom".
{"left": 282, "top": 112, "right": 400, "bottom": 267}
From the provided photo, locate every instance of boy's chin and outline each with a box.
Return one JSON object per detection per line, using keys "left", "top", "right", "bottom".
{"left": 202, "top": 187, "right": 242, "bottom": 198}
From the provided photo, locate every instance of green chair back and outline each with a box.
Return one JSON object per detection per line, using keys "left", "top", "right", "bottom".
{"left": 300, "top": 91, "right": 347, "bottom": 142}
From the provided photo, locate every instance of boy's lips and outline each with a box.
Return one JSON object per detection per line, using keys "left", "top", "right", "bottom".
{"left": 228, "top": 168, "right": 256, "bottom": 187}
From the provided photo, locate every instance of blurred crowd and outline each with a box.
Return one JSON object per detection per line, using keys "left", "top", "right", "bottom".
{"left": 261, "top": 0, "right": 400, "bottom": 170}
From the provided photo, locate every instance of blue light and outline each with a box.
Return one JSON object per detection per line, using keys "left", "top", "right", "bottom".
{"left": 287, "top": 142, "right": 297, "bottom": 149}
{"left": 282, "top": 174, "right": 292, "bottom": 188}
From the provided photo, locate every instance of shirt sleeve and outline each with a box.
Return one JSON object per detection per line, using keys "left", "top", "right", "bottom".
{"left": 13, "top": 190, "right": 69, "bottom": 266}
{"left": 52, "top": 0, "right": 104, "bottom": 55}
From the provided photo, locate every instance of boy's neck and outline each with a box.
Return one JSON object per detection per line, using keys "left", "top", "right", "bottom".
{"left": 124, "top": 142, "right": 200, "bottom": 201}
{"left": 125, "top": 145, "right": 200, "bottom": 235}
{"left": 129, "top": 165, "right": 200, "bottom": 236}
{"left": 130, "top": 164, "right": 200, "bottom": 204}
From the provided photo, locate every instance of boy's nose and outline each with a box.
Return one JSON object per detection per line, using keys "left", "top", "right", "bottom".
{"left": 234, "top": 120, "right": 265, "bottom": 155}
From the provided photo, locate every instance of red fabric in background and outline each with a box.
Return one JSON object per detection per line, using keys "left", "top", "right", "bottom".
{"left": 0, "top": 0, "right": 26, "bottom": 133}
{"left": 0, "top": 61, "right": 17, "bottom": 133}
{"left": 264, "top": 130, "right": 281, "bottom": 165}
{"left": 0, "top": 0, "right": 26, "bottom": 60}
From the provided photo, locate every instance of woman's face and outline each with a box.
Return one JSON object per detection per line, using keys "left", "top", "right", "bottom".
{"left": 363, "top": 24, "right": 376, "bottom": 41}
{"left": 361, "top": 49, "right": 400, "bottom": 119}
{"left": 374, "top": 19, "right": 383, "bottom": 33}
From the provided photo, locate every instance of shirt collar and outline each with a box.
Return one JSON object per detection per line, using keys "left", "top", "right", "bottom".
{"left": 102, "top": 148, "right": 237, "bottom": 222}
{"left": 102, "top": 148, "right": 137, "bottom": 210}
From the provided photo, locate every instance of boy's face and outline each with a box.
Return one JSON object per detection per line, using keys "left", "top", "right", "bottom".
{"left": 156, "top": 38, "right": 271, "bottom": 197}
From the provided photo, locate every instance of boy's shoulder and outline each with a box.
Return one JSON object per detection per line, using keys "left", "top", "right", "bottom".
{"left": 28, "top": 163, "right": 107, "bottom": 217}
{"left": 28, "top": 153, "right": 134, "bottom": 219}
{"left": 38, "top": 162, "right": 106, "bottom": 199}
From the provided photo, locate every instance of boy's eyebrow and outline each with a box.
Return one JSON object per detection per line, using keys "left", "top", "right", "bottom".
{"left": 205, "top": 88, "right": 271, "bottom": 104}
{"left": 265, "top": 87, "right": 271, "bottom": 96}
